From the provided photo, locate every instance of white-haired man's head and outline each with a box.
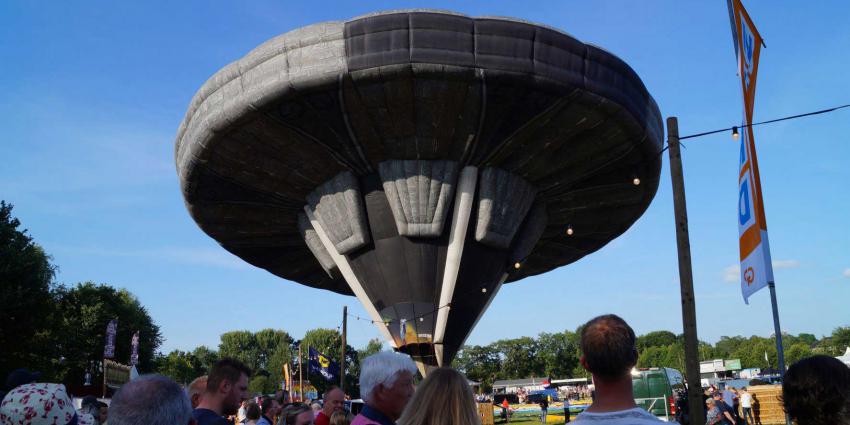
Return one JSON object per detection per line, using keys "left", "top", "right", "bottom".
{"left": 109, "top": 374, "right": 192, "bottom": 425}
{"left": 358, "top": 352, "right": 417, "bottom": 421}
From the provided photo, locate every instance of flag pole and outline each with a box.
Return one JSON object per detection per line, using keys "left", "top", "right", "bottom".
{"left": 768, "top": 282, "right": 787, "bottom": 374}
{"left": 768, "top": 281, "right": 792, "bottom": 425}
{"left": 340, "top": 306, "right": 347, "bottom": 390}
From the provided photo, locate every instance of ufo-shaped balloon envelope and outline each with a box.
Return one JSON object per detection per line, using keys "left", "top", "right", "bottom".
{"left": 176, "top": 10, "right": 662, "bottom": 372}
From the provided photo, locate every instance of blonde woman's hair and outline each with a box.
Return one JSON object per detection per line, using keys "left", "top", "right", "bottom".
{"left": 330, "top": 411, "right": 351, "bottom": 425}
{"left": 398, "top": 368, "right": 481, "bottom": 425}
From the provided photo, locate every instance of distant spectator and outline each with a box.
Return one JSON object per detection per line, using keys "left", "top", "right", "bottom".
{"left": 245, "top": 402, "right": 262, "bottom": 425}
{"left": 81, "top": 400, "right": 108, "bottom": 425}
{"left": 316, "top": 387, "right": 345, "bottom": 425}
{"left": 238, "top": 400, "right": 249, "bottom": 424}
{"left": 0, "top": 383, "right": 78, "bottom": 425}
{"left": 782, "top": 355, "right": 850, "bottom": 425}
{"left": 353, "top": 352, "right": 417, "bottom": 425}
{"left": 710, "top": 393, "right": 734, "bottom": 425}
{"left": 189, "top": 375, "right": 209, "bottom": 409}
{"left": 538, "top": 398, "right": 548, "bottom": 423}
{"left": 281, "top": 403, "right": 314, "bottom": 425}
{"left": 330, "top": 411, "right": 351, "bottom": 425}
{"left": 739, "top": 387, "right": 754, "bottom": 425}
{"left": 109, "top": 374, "right": 192, "bottom": 425}
{"left": 705, "top": 399, "right": 721, "bottom": 425}
{"left": 258, "top": 395, "right": 281, "bottom": 425}
{"left": 571, "top": 314, "right": 663, "bottom": 424}
{"left": 397, "top": 367, "right": 479, "bottom": 425}
{"left": 194, "top": 358, "right": 252, "bottom": 425}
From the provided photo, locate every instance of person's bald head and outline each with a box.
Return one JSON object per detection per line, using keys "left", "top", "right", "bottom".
{"left": 579, "top": 314, "right": 638, "bottom": 382}
{"left": 322, "top": 387, "right": 345, "bottom": 416}
{"left": 188, "top": 375, "right": 208, "bottom": 408}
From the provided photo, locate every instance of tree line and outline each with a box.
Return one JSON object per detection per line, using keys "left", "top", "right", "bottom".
{"left": 453, "top": 327, "right": 850, "bottom": 392}
{"left": 152, "top": 329, "right": 384, "bottom": 397}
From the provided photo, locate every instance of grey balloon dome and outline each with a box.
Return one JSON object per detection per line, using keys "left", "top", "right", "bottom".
{"left": 175, "top": 10, "right": 662, "bottom": 368}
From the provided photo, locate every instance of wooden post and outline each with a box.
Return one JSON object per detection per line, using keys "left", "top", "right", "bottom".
{"left": 298, "top": 343, "right": 304, "bottom": 402}
{"left": 667, "top": 116, "right": 705, "bottom": 425}
{"left": 340, "top": 306, "right": 347, "bottom": 390}
{"left": 101, "top": 359, "right": 107, "bottom": 398}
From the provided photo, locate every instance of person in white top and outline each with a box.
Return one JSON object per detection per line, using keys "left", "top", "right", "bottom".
{"left": 571, "top": 314, "right": 663, "bottom": 424}
{"left": 739, "top": 387, "right": 754, "bottom": 425}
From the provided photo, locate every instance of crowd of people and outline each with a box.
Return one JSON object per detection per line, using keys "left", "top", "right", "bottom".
{"left": 2, "top": 314, "right": 849, "bottom": 425}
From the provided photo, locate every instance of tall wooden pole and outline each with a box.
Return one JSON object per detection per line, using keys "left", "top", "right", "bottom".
{"left": 667, "top": 117, "right": 705, "bottom": 425}
{"left": 340, "top": 306, "right": 347, "bottom": 390}
{"left": 101, "top": 359, "right": 107, "bottom": 398}
{"left": 298, "top": 343, "right": 304, "bottom": 402}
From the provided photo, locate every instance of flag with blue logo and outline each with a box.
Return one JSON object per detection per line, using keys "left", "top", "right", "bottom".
{"left": 729, "top": 0, "right": 772, "bottom": 304}
{"left": 308, "top": 347, "right": 340, "bottom": 382}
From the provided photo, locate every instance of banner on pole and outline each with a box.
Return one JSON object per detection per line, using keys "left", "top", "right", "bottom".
{"left": 308, "top": 347, "right": 340, "bottom": 382}
{"left": 130, "top": 331, "right": 140, "bottom": 366}
{"left": 103, "top": 319, "right": 118, "bottom": 358}
{"left": 730, "top": 0, "right": 772, "bottom": 304}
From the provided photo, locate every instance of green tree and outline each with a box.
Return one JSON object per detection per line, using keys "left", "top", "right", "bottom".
{"left": 453, "top": 344, "right": 502, "bottom": 392}
{"left": 249, "top": 375, "right": 270, "bottom": 395}
{"left": 537, "top": 331, "right": 580, "bottom": 379}
{"left": 795, "top": 333, "right": 818, "bottom": 347}
{"left": 154, "top": 350, "right": 197, "bottom": 384}
{"left": 715, "top": 336, "right": 747, "bottom": 359}
{"left": 784, "top": 343, "right": 813, "bottom": 366}
{"left": 191, "top": 346, "right": 219, "bottom": 376}
{"left": 53, "top": 282, "right": 163, "bottom": 386}
{"left": 492, "top": 337, "right": 545, "bottom": 379}
{"left": 636, "top": 331, "right": 678, "bottom": 350}
{"left": 0, "top": 201, "right": 58, "bottom": 380}
{"left": 219, "top": 331, "right": 259, "bottom": 371}
{"left": 830, "top": 327, "right": 850, "bottom": 351}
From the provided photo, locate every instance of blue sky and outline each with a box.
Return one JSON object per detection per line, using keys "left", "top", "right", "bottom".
{"left": 1, "top": 1, "right": 848, "bottom": 355}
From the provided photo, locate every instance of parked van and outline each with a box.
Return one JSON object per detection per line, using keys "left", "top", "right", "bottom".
{"left": 632, "top": 367, "right": 685, "bottom": 419}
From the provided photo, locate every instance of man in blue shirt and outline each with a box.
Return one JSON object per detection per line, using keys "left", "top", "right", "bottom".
{"left": 193, "top": 358, "right": 252, "bottom": 425}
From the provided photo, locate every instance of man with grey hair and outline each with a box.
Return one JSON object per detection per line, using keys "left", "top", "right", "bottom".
{"left": 109, "top": 374, "right": 193, "bottom": 425}
{"left": 351, "top": 352, "right": 417, "bottom": 425}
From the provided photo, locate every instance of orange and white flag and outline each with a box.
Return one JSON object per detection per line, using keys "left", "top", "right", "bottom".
{"left": 730, "top": 0, "right": 771, "bottom": 304}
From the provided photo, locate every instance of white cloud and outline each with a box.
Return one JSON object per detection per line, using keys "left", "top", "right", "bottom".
{"left": 722, "top": 260, "right": 799, "bottom": 283}
{"left": 723, "top": 265, "right": 740, "bottom": 283}
{"left": 843, "top": 268, "right": 850, "bottom": 278}
{"left": 773, "top": 259, "right": 800, "bottom": 269}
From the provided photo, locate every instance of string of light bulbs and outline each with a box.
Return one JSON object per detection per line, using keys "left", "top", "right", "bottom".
{"left": 679, "top": 103, "right": 849, "bottom": 141}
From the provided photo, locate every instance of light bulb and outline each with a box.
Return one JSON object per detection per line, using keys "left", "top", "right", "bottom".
{"left": 732, "top": 126, "right": 740, "bottom": 140}
{"left": 566, "top": 225, "right": 574, "bottom": 236}
{"left": 632, "top": 177, "right": 641, "bottom": 186}
{"left": 514, "top": 262, "right": 521, "bottom": 269}
{"left": 481, "top": 287, "right": 487, "bottom": 293}
{"left": 419, "top": 317, "right": 424, "bottom": 322}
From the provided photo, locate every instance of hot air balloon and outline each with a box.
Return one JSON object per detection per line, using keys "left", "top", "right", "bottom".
{"left": 175, "top": 10, "right": 663, "bottom": 373}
